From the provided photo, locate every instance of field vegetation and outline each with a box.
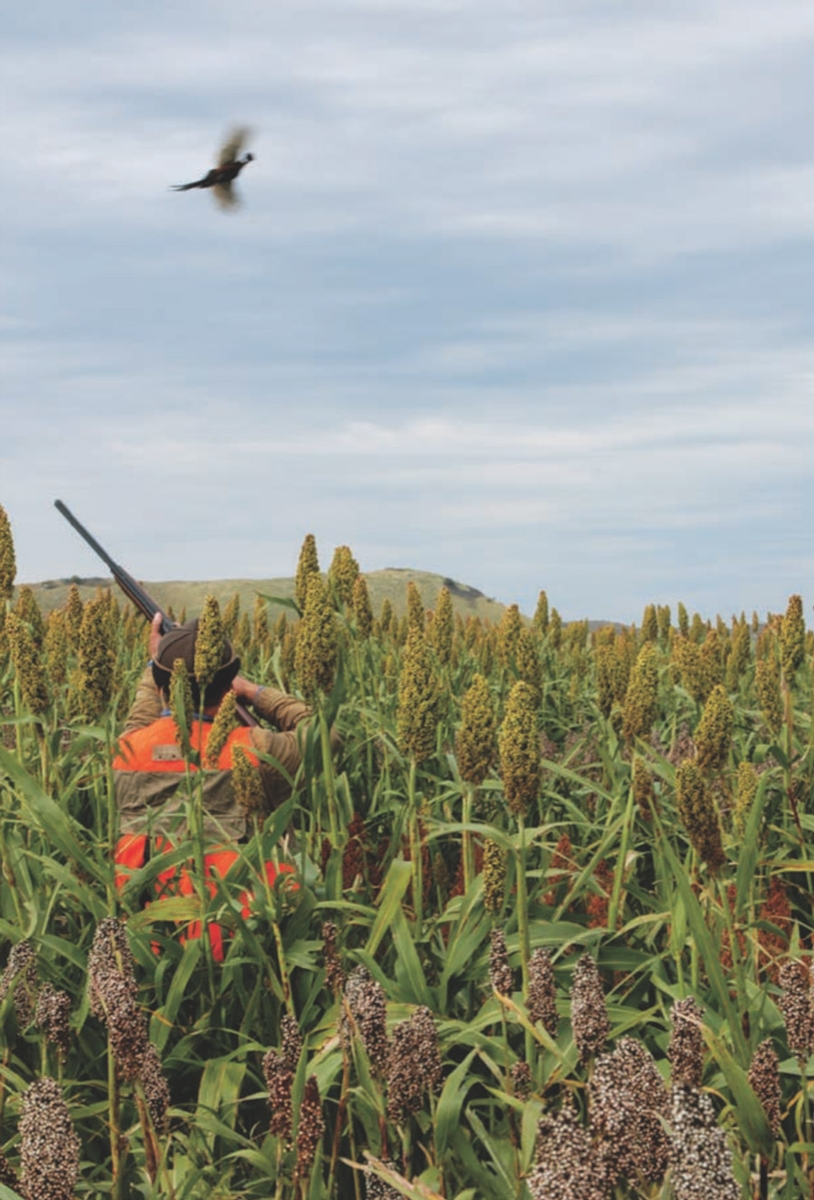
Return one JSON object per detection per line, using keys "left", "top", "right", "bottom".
{"left": 0, "top": 505, "right": 813, "bottom": 1199}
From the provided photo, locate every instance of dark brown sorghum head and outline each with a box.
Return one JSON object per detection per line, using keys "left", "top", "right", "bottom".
{"left": 35, "top": 984, "right": 71, "bottom": 1055}
{"left": 0, "top": 939, "right": 35, "bottom": 1001}
{"left": 570, "top": 954, "right": 609, "bottom": 1065}
{"left": 668, "top": 1085, "right": 740, "bottom": 1200}
{"left": 527, "top": 1100, "right": 611, "bottom": 1200}
{"left": 87, "top": 918, "right": 147, "bottom": 1081}
{"left": 778, "top": 960, "right": 814, "bottom": 1065}
{"left": 322, "top": 921, "right": 346, "bottom": 995}
{"left": 295, "top": 1075, "right": 324, "bottom": 1181}
{"left": 341, "top": 966, "right": 388, "bottom": 1069}
{"left": 140, "top": 1042, "right": 170, "bottom": 1134}
{"left": 510, "top": 1060, "right": 532, "bottom": 1100}
{"left": 281, "top": 1014, "right": 303, "bottom": 1072}
{"left": 748, "top": 1038, "right": 781, "bottom": 1138}
{"left": 364, "top": 1159, "right": 402, "bottom": 1200}
{"left": 19, "top": 1076, "right": 81, "bottom": 1200}
{"left": 526, "top": 947, "right": 558, "bottom": 1037}
{"left": 669, "top": 997, "right": 705, "bottom": 1088}
{"left": 263, "top": 1049, "right": 294, "bottom": 1142}
{"left": 489, "top": 927, "right": 514, "bottom": 997}
{"left": 589, "top": 1037, "right": 669, "bottom": 1185}
{"left": 0, "top": 1148, "right": 19, "bottom": 1193}
{"left": 386, "top": 1019, "right": 422, "bottom": 1124}
{"left": 410, "top": 1005, "right": 442, "bottom": 1095}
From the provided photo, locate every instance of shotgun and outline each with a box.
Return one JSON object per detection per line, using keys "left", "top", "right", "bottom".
{"left": 54, "top": 499, "right": 257, "bottom": 727}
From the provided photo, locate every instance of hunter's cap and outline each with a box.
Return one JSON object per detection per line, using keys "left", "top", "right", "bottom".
{"left": 154, "top": 618, "right": 238, "bottom": 679}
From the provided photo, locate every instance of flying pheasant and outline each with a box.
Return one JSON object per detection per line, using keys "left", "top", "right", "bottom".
{"left": 172, "top": 127, "right": 254, "bottom": 208}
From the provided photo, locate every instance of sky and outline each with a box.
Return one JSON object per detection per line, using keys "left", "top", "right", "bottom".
{"left": 2, "top": 1, "right": 814, "bottom": 623}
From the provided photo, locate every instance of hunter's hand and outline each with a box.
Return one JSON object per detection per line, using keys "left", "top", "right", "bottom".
{"left": 230, "top": 675, "right": 256, "bottom": 702}
{"left": 149, "top": 612, "right": 163, "bottom": 660}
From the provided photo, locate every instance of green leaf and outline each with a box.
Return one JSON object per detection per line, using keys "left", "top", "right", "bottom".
{"left": 702, "top": 1026, "right": 774, "bottom": 1157}
{"left": 365, "top": 858, "right": 412, "bottom": 957}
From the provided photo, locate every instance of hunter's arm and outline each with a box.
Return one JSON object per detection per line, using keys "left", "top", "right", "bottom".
{"left": 123, "top": 665, "right": 163, "bottom": 733}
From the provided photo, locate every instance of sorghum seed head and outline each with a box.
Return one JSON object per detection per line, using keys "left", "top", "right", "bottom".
{"left": 281, "top": 1014, "right": 303, "bottom": 1072}
{"left": 694, "top": 685, "right": 733, "bottom": 774}
{"left": 295, "top": 1075, "right": 324, "bottom": 1180}
{"left": 410, "top": 1006, "right": 442, "bottom": 1095}
{"left": 510, "top": 1060, "right": 532, "bottom": 1100}
{"left": 498, "top": 680, "right": 540, "bottom": 818}
{"left": 489, "top": 928, "right": 514, "bottom": 997}
{"left": 396, "top": 628, "right": 441, "bottom": 763}
{"left": 328, "top": 545, "right": 360, "bottom": 606}
{"left": 780, "top": 594, "right": 805, "bottom": 680}
{"left": 19, "top": 1077, "right": 81, "bottom": 1200}
{"left": 169, "top": 657, "right": 194, "bottom": 760}
{"left": 527, "top": 947, "right": 558, "bottom": 1037}
{"left": 35, "top": 984, "right": 71, "bottom": 1055}
{"left": 622, "top": 644, "right": 659, "bottom": 744}
{"left": 527, "top": 1099, "right": 611, "bottom": 1200}
{"left": 533, "top": 590, "right": 549, "bottom": 634}
{"left": 0, "top": 504, "right": 15, "bottom": 600}
{"left": 342, "top": 966, "right": 388, "bottom": 1068}
{"left": 5, "top": 612, "right": 50, "bottom": 716}
{"left": 295, "top": 534, "right": 320, "bottom": 612}
{"left": 140, "top": 1042, "right": 171, "bottom": 1134}
{"left": 322, "top": 921, "right": 346, "bottom": 995}
{"left": 232, "top": 744, "right": 264, "bottom": 817}
{"left": 194, "top": 595, "right": 226, "bottom": 696}
{"left": 748, "top": 1038, "right": 781, "bottom": 1138}
{"left": 295, "top": 572, "right": 339, "bottom": 698}
{"left": 675, "top": 761, "right": 725, "bottom": 872}
{"left": 668, "top": 1084, "right": 740, "bottom": 1200}
{"left": 755, "top": 656, "right": 783, "bottom": 739}
{"left": 669, "top": 997, "right": 705, "bottom": 1088}
{"left": 205, "top": 690, "right": 238, "bottom": 767}
{"left": 778, "top": 959, "right": 814, "bottom": 1064}
{"left": 352, "top": 574, "right": 374, "bottom": 638}
{"left": 589, "top": 1037, "right": 669, "bottom": 1185}
{"left": 263, "top": 1049, "right": 294, "bottom": 1142}
{"left": 570, "top": 954, "right": 609, "bottom": 1065}
{"left": 456, "top": 673, "right": 497, "bottom": 786}
{"left": 482, "top": 839, "right": 507, "bottom": 913}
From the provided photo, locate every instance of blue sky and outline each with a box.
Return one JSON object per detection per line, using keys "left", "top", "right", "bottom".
{"left": 3, "top": 1, "right": 814, "bottom": 622}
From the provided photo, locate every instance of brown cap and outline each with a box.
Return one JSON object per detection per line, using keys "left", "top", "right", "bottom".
{"left": 153, "top": 618, "right": 238, "bottom": 680}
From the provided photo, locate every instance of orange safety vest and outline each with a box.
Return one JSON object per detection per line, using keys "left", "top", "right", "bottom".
{"left": 112, "top": 715, "right": 260, "bottom": 842}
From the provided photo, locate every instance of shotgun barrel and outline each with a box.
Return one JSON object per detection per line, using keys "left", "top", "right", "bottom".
{"left": 54, "top": 499, "right": 257, "bottom": 727}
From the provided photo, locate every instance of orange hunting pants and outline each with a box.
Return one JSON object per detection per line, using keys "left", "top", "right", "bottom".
{"left": 114, "top": 835, "right": 295, "bottom": 963}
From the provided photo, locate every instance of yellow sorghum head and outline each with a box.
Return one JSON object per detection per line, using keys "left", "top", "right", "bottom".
{"left": 379, "top": 598, "right": 393, "bottom": 637}
{"left": 65, "top": 584, "right": 83, "bottom": 644}
{"left": 595, "top": 641, "right": 616, "bottom": 718}
{"left": 657, "top": 605, "right": 672, "bottom": 644}
{"left": 295, "top": 572, "right": 339, "bottom": 698}
{"left": 780, "top": 594, "right": 805, "bottom": 681}
{"left": 194, "top": 595, "right": 226, "bottom": 696}
{"left": 397, "top": 627, "right": 441, "bottom": 763}
{"left": 699, "top": 627, "right": 724, "bottom": 697}
{"left": 351, "top": 574, "right": 374, "bottom": 638}
{"left": 14, "top": 586, "right": 45, "bottom": 648}
{"left": 235, "top": 611, "right": 251, "bottom": 655}
{"left": 483, "top": 839, "right": 507, "bottom": 913}
{"left": 432, "top": 586, "right": 454, "bottom": 667}
{"left": 0, "top": 504, "right": 15, "bottom": 601}
{"left": 622, "top": 644, "right": 659, "bottom": 744}
{"left": 672, "top": 636, "right": 708, "bottom": 704}
{"left": 677, "top": 602, "right": 689, "bottom": 637}
{"left": 755, "top": 656, "right": 783, "bottom": 739}
{"left": 232, "top": 745, "right": 264, "bottom": 817}
{"left": 533, "top": 589, "right": 549, "bottom": 634}
{"left": 694, "top": 684, "right": 733, "bottom": 774}
{"left": 406, "top": 581, "right": 425, "bottom": 633}
{"left": 689, "top": 612, "right": 707, "bottom": 643}
{"left": 6, "top": 611, "right": 49, "bottom": 715}
{"left": 295, "top": 533, "right": 320, "bottom": 612}
{"left": 514, "top": 626, "right": 542, "bottom": 704}
{"left": 675, "top": 760, "right": 725, "bottom": 871}
{"left": 280, "top": 627, "right": 297, "bottom": 689}
{"left": 273, "top": 610, "right": 288, "bottom": 645}
{"left": 45, "top": 609, "right": 69, "bottom": 687}
{"left": 328, "top": 545, "right": 360, "bottom": 606}
{"left": 206, "top": 690, "right": 238, "bottom": 767}
{"left": 733, "top": 761, "right": 759, "bottom": 836}
{"left": 725, "top": 619, "right": 751, "bottom": 689}
{"left": 499, "top": 680, "right": 541, "bottom": 818}
{"left": 222, "top": 592, "right": 240, "bottom": 637}
{"left": 77, "top": 595, "right": 115, "bottom": 720}
{"left": 456, "top": 672, "right": 497, "bottom": 785}
{"left": 253, "top": 594, "right": 270, "bottom": 651}
{"left": 632, "top": 754, "right": 656, "bottom": 819}
{"left": 548, "top": 608, "right": 562, "bottom": 649}
{"left": 498, "top": 604, "right": 522, "bottom": 666}
{"left": 169, "top": 658, "right": 194, "bottom": 760}
{"left": 641, "top": 604, "right": 658, "bottom": 643}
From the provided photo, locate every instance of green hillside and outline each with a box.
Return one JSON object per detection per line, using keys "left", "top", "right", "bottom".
{"left": 25, "top": 568, "right": 513, "bottom": 624}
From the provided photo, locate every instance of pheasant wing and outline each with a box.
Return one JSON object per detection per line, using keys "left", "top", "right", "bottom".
{"left": 218, "top": 126, "right": 250, "bottom": 167}
{"left": 213, "top": 179, "right": 239, "bottom": 209}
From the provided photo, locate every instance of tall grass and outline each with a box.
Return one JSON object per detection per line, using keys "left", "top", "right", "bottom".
{"left": 0, "top": 564, "right": 813, "bottom": 1198}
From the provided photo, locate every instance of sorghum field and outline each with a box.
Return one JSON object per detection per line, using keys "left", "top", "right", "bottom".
{"left": 1, "top": 505, "right": 813, "bottom": 1200}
